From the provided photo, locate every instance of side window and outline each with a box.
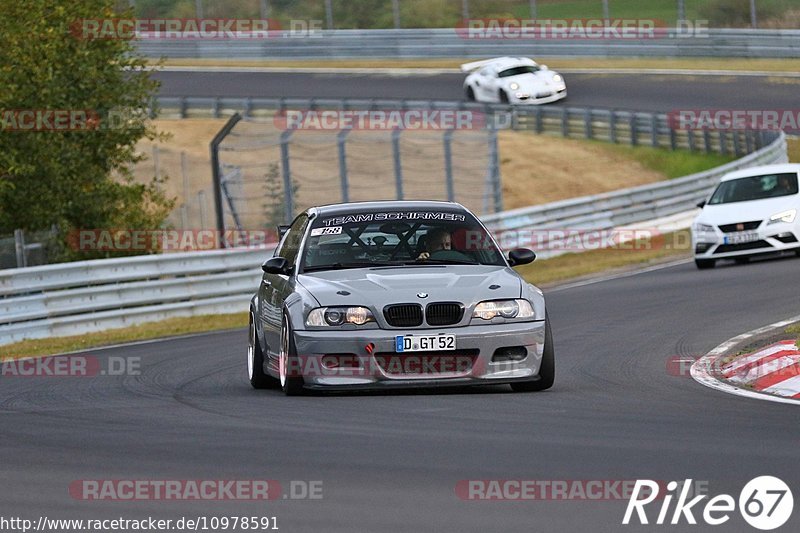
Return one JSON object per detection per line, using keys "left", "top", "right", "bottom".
{"left": 275, "top": 214, "right": 309, "bottom": 267}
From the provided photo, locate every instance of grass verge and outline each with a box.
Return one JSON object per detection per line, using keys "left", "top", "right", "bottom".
{"left": 787, "top": 325, "right": 800, "bottom": 349}
{"left": 787, "top": 136, "right": 800, "bottom": 163}
{"left": 596, "top": 142, "right": 736, "bottom": 179}
{"left": 1, "top": 313, "right": 248, "bottom": 360}
{"left": 156, "top": 57, "right": 800, "bottom": 74}
{"left": 516, "top": 230, "right": 692, "bottom": 286}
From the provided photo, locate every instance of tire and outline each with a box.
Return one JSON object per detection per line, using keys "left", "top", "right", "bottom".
{"left": 248, "top": 312, "right": 278, "bottom": 389}
{"left": 499, "top": 90, "right": 509, "bottom": 104}
{"left": 279, "top": 313, "right": 305, "bottom": 396}
{"left": 511, "top": 316, "right": 555, "bottom": 392}
{"left": 734, "top": 256, "right": 750, "bottom": 265}
{"left": 694, "top": 258, "right": 716, "bottom": 269}
{"left": 465, "top": 86, "right": 475, "bottom": 101}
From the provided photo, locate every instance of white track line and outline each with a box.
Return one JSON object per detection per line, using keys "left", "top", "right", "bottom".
{"left": 691, "top": 315, "right": 800, "bottom": 406}
{"left": 152, "top": 66, "right": 800, "bottom": 78}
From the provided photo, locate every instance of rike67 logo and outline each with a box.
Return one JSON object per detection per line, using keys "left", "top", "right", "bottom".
{"left": 623, "top": 477, "right": 793, "bottom": 530}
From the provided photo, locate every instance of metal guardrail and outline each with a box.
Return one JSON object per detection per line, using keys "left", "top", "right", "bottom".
{"left": 136, "top": 28, "right": 800, "bottom": 59}
{"left": 158, "top": 97, "right": 770, "bottom": 157}
{"left": 0, "top": 132, "right": 787, "bottom": 346}
{"left": 482, "top": 131, "right": 788, "bottom": 248}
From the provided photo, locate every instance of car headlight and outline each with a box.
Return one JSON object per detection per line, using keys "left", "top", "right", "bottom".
{"left": 473, "top": 299, "right": 534, "bottom": 320}
{"left": 307, "top": 306, "right": 375, "bottom": 327}
{"left": 552, "top": 74, "right": 563, "bottom": 83}
{"left": 694, "top": 223, "right": 715, "bottom": 232}
{"left": 509, "top": 82, "right": 519, "bottom": 90}
{"left": 768, "top": 209, "right": 796, "bottom": 225}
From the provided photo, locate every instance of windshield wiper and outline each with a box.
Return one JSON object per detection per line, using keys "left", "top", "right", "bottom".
{"left": 302, "top": 262, "right": 378, "bottom": 272}
{"left": 414, "top": 258, "right": 480, "bottom": 265}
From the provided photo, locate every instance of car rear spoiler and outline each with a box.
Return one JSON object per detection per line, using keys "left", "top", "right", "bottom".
{"left": 460, "top": 59, "right": 496, "bottom": 73}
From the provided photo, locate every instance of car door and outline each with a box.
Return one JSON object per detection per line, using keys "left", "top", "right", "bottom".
{"left": 261, "top": 214, "right": 309, "bottom": 357}
{"left": 474, "top": 66, "right": 495, "bottom": 102}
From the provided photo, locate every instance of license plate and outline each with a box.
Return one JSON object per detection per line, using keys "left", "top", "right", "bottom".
{"left": 724, "top": 232, "right": 759, "bottom": 245}
{"left": 395, "top": 334, "right": 456, "bottom": 352}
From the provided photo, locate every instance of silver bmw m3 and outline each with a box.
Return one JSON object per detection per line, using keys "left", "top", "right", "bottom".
{"left": 248, "top": 200, "right": 554, "bottom": 395}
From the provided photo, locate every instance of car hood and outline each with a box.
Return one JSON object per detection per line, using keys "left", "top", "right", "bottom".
{"left": 503, "top": 71, "right": 561, "bottom": 90}
{"left": 697, "top": 195, "right": 799, "bottom": 225}
{"left": 298, "top": 265, "right": 521, "bottom": 308}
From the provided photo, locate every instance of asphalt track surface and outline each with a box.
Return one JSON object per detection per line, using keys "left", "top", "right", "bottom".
{"left": 2, "top": 255, "right": 800, "bottom": 532}
{"left": 2, "top": 71, "right": 799, "bottom": 532}
{"left": 153, "top": 71, "right": 800, "bottom": 112}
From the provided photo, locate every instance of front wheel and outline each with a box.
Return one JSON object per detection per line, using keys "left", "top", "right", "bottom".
{"left": 511, "top": 317, "right": 554, "bottom": 392}
{"left": 465, "top": 86, "right": 475, "bottom": 101}
{"left": 499, "top": 90, "right": 509, "bottom": 104}
{"left": 279, "top": 313, "right": 305, "bottom": 396}
{"left": 695, "top": 258, "right": 716, "bottom": 269}
{"left": 248, "top": 312, "right": 278, "bottom": 389}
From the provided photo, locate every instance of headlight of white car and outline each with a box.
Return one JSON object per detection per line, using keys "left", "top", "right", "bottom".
{"left": 473, "top": 299, "right": 534, "bottom": 320}
{"left": 509, "top": 82, "right": 519, "bottom": 90}
{"left": 694, "top": 223, "right": 715, "bottom": 232}
{"left": 768, "top": 209, "right": 796, "bottom": 225}
{"left": 307, "top": 307, "right": 375, "bottom": 326}
{"left": 552, "top": 74, "right": 563, "bottom": 83}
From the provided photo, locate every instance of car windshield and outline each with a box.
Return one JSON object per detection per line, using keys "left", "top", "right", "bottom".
{"left": 497, "top": 65, "right": 539, "bottom": 78}
{"left": 708, "top": 173, "right": 799, "bottom": 205}
{"left": 301, "top": 210, "right": 506, "bottom": 272}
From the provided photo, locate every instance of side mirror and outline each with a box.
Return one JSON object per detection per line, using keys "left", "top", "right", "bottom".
{"left": 508, "top": 248, "right": 536, "bottom": 267}
{"left": 277, "top": 225, "right": 290, "bottom": 239}
{"left": 262, "top": 256, "right": 290, "bottom": 275}
{"left": 696, "top": 200, "right": 706, "bottom": 209}
{"left": 540, "top": 64, "right": 549, "bottom": 70}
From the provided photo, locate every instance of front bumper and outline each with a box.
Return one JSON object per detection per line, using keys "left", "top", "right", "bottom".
{"left": 289, "top": 321, "right": 546, "bottom": 390}
{"left": 512, "top": 88, "right": 567, "bottom": 105}
{"left": 693, "top": 223, "right": 800, "bottom": 260}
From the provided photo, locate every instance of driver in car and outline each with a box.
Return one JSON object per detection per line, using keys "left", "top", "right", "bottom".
{"left": 417, "top": 227, "right": 452, "bottom": 261}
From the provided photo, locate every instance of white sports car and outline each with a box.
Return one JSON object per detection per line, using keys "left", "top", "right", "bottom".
{"left": 692, "top": 164, "right": 800, "bottom": 269}
{"left": 461, "top": 57, "right": 567, "bottom": 105}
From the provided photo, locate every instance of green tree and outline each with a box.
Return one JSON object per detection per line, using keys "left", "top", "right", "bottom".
{"left": 0, "top": 0, "right": 174, "bottom": 260}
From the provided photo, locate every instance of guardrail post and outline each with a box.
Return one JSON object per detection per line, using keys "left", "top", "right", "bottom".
{"left": 584, "top": 108, "right": 592, "bottom": 139}
{"left": 337, "top": 128, "right": 351, "bottom": 203}
{"left": 669, "top": 128, "right": 677, "bottom": 151}
{"left": 733, "top": 131, "right": 742, "bottom": 157}
{"left": 650, "top": 114, "right": 659, "bottom": 147}
{"left": 719, "top": 131, "right": 729, "bottom": 156}
{"left": 179, "top": 96, "right": 188, "bottom": 119}
{"left": 609, "top": 110, "right": 617, "bottom": 143}
{"left": 535, "top": 106, "right": 543, "bottom": 134}
{"left": 244, "top": 97, "right": 253, "bottom": 118}
{"left": 488, "top": 126, "right": 503, "bottom": 213}
{"left": 444, "top": 129, "right": 455, "bottom": 202}
{"left": 687, "top": 129, "right": 695, "bottom": 152}
{"left": 745, "top": 130, "right": 754, "bottom": 153}
{"left": 14, "top": 229, "right": 26, "bottom": 268}
{"left": 629, "top": 114, "right": 638, "bottom": 146}
{"left": 392, "top": 128, "right": 404, "bottom": 200}
{"left": 210, "top": 113, "right": 243, "bottom": 247}
{"left": 212, "top": 97, "right": 220, "bottom": 119}
{"left": 703, "top": 129, "right": 712, "bottom": 153}
{"left": 280, "top": 129, "right": 295, "bottom": 223}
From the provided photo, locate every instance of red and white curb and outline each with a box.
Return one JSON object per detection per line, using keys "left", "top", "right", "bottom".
{"left": 692, "top": 315, "right": 800, "bottom": 405}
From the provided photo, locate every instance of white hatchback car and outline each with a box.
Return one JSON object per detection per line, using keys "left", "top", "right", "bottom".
{"left": 692, "top": 164, "right": 800, "bottom": 269}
